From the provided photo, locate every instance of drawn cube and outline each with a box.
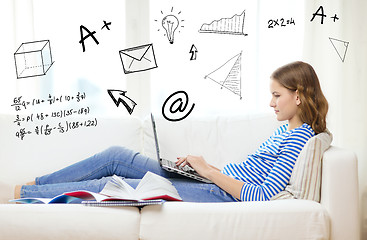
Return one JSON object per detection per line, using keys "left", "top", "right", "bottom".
{"left": 14, "top": 40, "right": 54, "bottom": 79}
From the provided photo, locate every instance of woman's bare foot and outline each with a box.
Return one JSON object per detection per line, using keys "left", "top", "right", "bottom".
{"left": 14, "top": 185, "right": 22, "bottom": 199}
{"left": 26, "top": 181, "right": 35, "bottom": 185}
{"left": 13, "top": 181, "right": 34, "bottom": 199}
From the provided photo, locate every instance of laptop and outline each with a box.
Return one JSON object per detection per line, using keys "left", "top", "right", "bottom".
{"left": 150, "top": 114, "right": 212, "bottom": 183}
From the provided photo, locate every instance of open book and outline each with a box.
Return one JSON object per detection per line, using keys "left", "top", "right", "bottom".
{"left": 10, "top": 171, "right": 182, "bottom": 204}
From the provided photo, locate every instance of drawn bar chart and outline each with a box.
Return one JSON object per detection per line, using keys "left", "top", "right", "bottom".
{"left": 199, "top": 10, "right": 247, "bottom": 36}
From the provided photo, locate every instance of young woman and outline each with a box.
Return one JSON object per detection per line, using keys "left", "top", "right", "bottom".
{"left": 15, "top": 61, "right": 328, "bottom": 202}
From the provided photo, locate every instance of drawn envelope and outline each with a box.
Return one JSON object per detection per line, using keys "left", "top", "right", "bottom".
{"left": 119, "top": 43, "right": 158, "bottom": 74}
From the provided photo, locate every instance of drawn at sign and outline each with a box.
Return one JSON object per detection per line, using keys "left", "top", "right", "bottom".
{"left": 13, "top": 107, "right": 91, "bottom": 126}
{"left": 11, "top": 92, "right": 86, "bottom": 111}
{"left": 15, "top": 118, "right": 98, "bottom": 140}
{"left": 268, "top": 18, "right": 295, "bottom": 28}
{"left": 162, "top": 90, "right": 195, "bottom": 122}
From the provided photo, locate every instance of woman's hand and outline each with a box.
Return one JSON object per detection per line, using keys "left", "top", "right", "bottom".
{"left": 176, "top": 155, "right": 212, "bottom": 178}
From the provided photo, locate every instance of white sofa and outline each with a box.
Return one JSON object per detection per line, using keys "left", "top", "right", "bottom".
{"left": 0, "top": 113, "right": 360, "bottom": 240}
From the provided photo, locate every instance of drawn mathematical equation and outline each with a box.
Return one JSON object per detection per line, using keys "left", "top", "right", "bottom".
{"left": 15, "top": 119, "right": 98, "bottom": 140}
{"left": 268, "top": 18, "right": 295, "bottom": 28}
{"left": 13, "top": 107, "right": 91, "bottom": 127}
{"left": 11, "top": 92, "right": 98, "bottom": 140}
{"left": 11, "top": 92, "right": 86, "bottom": 111}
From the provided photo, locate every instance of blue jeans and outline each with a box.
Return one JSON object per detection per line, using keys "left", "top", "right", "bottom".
{"left": 21, "top": 146, "right": 236, "bottom": 202}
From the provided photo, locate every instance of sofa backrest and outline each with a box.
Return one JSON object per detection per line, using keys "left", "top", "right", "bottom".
{"left": 142, "top": 113, "right": 283, "bottom": 169}
{"left": 0, "top": 113, "right": 282, "bottom": 185}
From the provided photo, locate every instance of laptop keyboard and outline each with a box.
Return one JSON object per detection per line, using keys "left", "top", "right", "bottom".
{"left": 164, "top": 159, "right": 195, "bottom": 173}
{"left": 161, "top": 158, "right": 212, "bottom": 183}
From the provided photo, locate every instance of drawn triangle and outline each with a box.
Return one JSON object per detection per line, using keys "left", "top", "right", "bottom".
{"left": 205, "top": 52, "right": 242, "bottom": 98}
{"left": 329, "top": 37, "right": 349, "bottom": 62}
{"left": 223, "top": 53, "right": 241, "bottom": 96}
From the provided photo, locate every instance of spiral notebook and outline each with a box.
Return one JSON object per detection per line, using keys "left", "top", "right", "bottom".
{"left": 82, "top": 199, "right": 165, "bottom": 207}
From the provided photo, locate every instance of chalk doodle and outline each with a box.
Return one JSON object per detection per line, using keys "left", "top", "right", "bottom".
{"left": 107, "top": 90, "right": 137, "bottom": 115}
{"left": 79, "top": 25, "right": 99, "bottom": 52}
{"left": 310, "top": 6, "right": 339, "bottom": 24}
{"left": 329, "top": 37, "right": 349, "bottom": 62}
{"left": 199, "top": 10, "right": 247, "bottom": 36}
{"left": 101, "top": 20, "right": 112, "bottom": 30}
{"left": 154, "top": 7, "right": 185, "bottom": 44}
{"left": 14, "top": 40, "right": 54, "bottom": 79}
{"left": 79, "top": 20, "right": 112, "bottom": 52}
{"left": 11, "top": 92, "right": 86, "bottom": 111}
{"left": 268, "top": 17, "right": 295, "bottom": 28}
{"left": 162, "top": 90, "right": 195, "bottom": 122}
{"left": 15, "top": 119, "right": 98, "bottom": 140}
{"left": 189, "top": 44, "right": 198, "bottom": 60}
{"left": 205, "top": 52, "right": 242, "bottom": 99}
{"left": 119, "top": 43, "right": 158, "bottom": 74}
{"left": 14, "top": 107, "right": 91, "bottom": 126}
{"left": 11, "top": 92, "right": 97, "bottom": 140}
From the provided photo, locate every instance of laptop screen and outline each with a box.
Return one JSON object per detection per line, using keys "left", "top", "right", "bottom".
{"left": 150, "top": 114, "right": 162, "bottom": 165}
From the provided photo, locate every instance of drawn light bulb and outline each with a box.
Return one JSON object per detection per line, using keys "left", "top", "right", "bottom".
{"left": 162, "top": 15, "right": 179, "bottom": 44}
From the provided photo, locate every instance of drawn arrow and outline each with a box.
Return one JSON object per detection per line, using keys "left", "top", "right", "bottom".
{"left": 189, "top": 44, "right": 198, "bottom": 60}
{"left": 107, "top": 89, "right": 137, "bottom": 115}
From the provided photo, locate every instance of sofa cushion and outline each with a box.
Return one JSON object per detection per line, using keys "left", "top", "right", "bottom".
{"left": 0, "top": 204, "right": 140, "bottom": 240}
{"left": 140, "top": 200, "right": 330, "bottom": 240}
{"left": 271, "top": 131, "right": 333, "bottom": 201}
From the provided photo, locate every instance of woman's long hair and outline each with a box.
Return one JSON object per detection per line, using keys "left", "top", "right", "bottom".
{"left": 270, "top": 61, "right": 328, "bottom": 134}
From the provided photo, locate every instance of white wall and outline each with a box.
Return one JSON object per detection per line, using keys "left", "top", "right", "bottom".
{"left": 303, "top": 0, "right": 367, "bottom": 237}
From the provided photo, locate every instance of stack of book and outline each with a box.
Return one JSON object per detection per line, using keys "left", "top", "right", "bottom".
{"left": 10, "top": 172, "right": 182, "bottom": 207}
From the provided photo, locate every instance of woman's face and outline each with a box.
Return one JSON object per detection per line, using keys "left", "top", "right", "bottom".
{"left": 269, "top": 78, "right": 301, "bottom": 124}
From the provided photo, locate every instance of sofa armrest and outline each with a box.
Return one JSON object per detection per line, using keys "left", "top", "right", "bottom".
{"left": 320, "top": 146, "right": 360, "bottom": 240}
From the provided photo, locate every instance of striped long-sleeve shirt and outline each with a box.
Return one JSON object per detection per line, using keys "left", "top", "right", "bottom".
{"left": 222, "top": 123, "right": 315, "bottom": 201}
